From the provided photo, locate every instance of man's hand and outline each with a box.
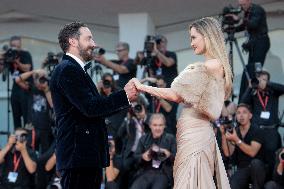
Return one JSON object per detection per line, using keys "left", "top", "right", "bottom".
{"left": 15, "top": 141, "right": 27, "bottom": 153}
{"left": 225, "top": 128, "right": 239, "bottom": 143}
{"left": 7, "top": 135, "right": 16, "bottom": 147}
{"left": 142, "top": 150, "right": 151, "bottom": 161}
{"left": 124, "top": 79, "right": 138, "bottom": 102}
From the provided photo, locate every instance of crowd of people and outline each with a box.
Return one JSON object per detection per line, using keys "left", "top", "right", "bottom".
{"left": 0, "top": 0, "right": 283, "bottom": 189}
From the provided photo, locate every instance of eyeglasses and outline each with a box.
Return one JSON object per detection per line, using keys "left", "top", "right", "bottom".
{"left": 116, "top": 48, "right": 126, "bottom": 53}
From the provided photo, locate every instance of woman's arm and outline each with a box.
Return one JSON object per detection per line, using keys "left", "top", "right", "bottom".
{"left": 133, "top": 79, "right": 182, "bottom": 103}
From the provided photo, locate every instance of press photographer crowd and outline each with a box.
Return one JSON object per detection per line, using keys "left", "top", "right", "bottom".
{"left": 0, "top": 0, "right": 284, "bottom": 189}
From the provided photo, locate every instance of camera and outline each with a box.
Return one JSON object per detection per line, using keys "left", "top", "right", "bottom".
{"left": 280, "top": 151, "right": 284, "bottom": 161}
{"left": 93, "top": 47, "right": 106, "bottom": 56}
{"left": 251, "top": 62, "right": 263, "bottom": 89}
{"left": 217, "top": 116, "right": 236, "bottom": 133}
{"left": 102, "top": 79, "right": 112, "bottom": 88}
{"left": 43, "top": 52, "right": 62, "bottom": 77}
{"left": 3, "top": 48, "right": 20, "bottom": 65}
{"left": 34, "top": 73, "right": 49, "bottom": 84}
{"left": 16, "top": 133, "right": 28, "bottom": 143}
{"left": 144, "top": 35, "right": 164, "bottom": 55}
{"left": 133, "top": 104, "right": 143, "bottom": 114}
{"left": 222, "top": 6, "right": 242, "bottom": 26}
{"left": 149, "top": 144, "right": 167, "bottom": 161}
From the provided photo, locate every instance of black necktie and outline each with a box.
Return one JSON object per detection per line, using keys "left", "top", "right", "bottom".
{"left": 84, "top": 62, "right": 92, "bottom": 72}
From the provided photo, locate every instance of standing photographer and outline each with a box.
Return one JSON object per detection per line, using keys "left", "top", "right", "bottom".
{"left": 94, "top": 42, "right": 136, "bottom": 88}
{"left": 0, "top": 128, "right": 37, "bottom": 189}
{"left": 130, "top": 113, "right": 176, "bottom": 189}
{"left": 148, "top": 35, "right": 178, "bottom": 87}
{"left": 221, "top": 103, "right": 266, "bottom": 189}
{"left": 229, "top": 0, "right": 270, "bottom": 97}
{"left": 8, "top": 36, "right": 33, "bottom": 129}
{"left": 15, "top": 69, "right": 53, "bottom": 154}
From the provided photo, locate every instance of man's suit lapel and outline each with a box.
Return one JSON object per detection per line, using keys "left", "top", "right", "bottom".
{"left": 63, "top": 55, "right": 99, "bottom": 95}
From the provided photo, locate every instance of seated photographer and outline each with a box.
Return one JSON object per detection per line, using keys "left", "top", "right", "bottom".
{"left": 141, "top": 75, "right": 178, "bottom": 135}
{"left": 94, "top": 42, "right": 136, "bottom": 88}
{"left": 240, "top": 70, "right": 284, "bottom": 176}
{"left": 15, "top": 69, "right": 54, "bottom": 154}
{"left": 117, "top": 96, "right": 151, "bottom": 188}
{"left": 0, "top": 128, "right": 37, "bottom": 189}
{"left": 98, "top": 73, "right": 128, "bottom": 137}
{"left": 105, "top": 136, "right": 123, "bottom": 189}
{"left": 264, "top": 148, "right": 284, "bottom": 189}
{"left": 221, "top": 103, "right": 266, "bottom": 189}
{"left": 130, "top": 113, "right": 176, "bottom": 189}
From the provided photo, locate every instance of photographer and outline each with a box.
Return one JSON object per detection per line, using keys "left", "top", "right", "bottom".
{"left": 7, "top": 36, "right": 33, "bottom": 129}
{"left": 145, "top": 35, "right": 177, "bottom": 87}
{"left": 0, "top": 128, "right": 37, "bottom": 189}
{"left": 240, "top": 70, "right": 284, "bottom": 176}
{"left": 15, "top": 69, "right": 54, "bottom": 154}
{"left": 117, "top": 97, "right": 151, "bottom": 188}
{"left": 265, "top": 148, "right": 284, "bottom": 189}
{"left": 98, "top": 73, "right": 128, "bottom": 137}
{"left": 227, "top": 0, "right": 270, "bottom": 97}
{"left": 221, "top": 103, "right": 266, "bottom": 189}
{"left": 105, "top": 136, "right": 123, "bottom": 189}
{"left": 94, "top": 42, "right": 137, "bottom": 88}
{"left": 141, "top": 75, "right": 178, "bottom": 135}
{"left": 130, "top": 113, "right": 176, "bottom": 189}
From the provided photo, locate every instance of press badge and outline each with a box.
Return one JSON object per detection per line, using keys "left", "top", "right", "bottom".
{"left": 152, "top": 160, "right": 161, "bottom": 169}
{"left": 260, "top": 111, "right": 270, "bottom": 119}
{"left": 8, "top": 172, "right": 18, "bottom": 183}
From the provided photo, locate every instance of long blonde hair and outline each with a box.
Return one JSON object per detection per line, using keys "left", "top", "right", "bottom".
{"left": 190, "top": 17, "right": 233, "bottom": 99}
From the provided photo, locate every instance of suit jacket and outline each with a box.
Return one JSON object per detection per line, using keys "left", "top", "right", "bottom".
{"left": 50, "top": 55, "right": 130, "bottom": 170}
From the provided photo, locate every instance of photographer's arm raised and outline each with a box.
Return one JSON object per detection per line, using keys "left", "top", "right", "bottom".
{"left": 95, "top": 56, "right": 129, "bottom": 74}
{"left": 15, "top": 70, "right": 33, "bottom": 90}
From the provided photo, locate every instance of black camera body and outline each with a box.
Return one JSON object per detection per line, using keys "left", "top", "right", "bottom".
{"left": 144, "top": 35, "right": 163, "bottom": 55}
{"left": 93, "top": 47, "right": 106, "bottom": 57}
{"left": 102, "top": 79, "right": 112, "bottom": 88}
{"left": 218, "top": 117, "right": 236, "bottom": 133}
{"left": 16, "top": 133, "right": 28, "bottom": 143}
{"left": 251, "top": 62, "right": 263, "bottom": 89}
{"left": 133, "top": 104, "right": 143, "bottom": 114}
{"left": 149, "top": 145, "right": 166, "bottom": 161}
{"left": 4, "top": 48, "right": 20, "bottom": 65}
{"left": 222, "top": 6, "right": 242, "bottom": 26}
{"left": 280, "top": 151, "right": 284, "bottom": 161}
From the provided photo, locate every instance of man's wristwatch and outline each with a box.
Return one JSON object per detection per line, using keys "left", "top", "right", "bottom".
{"left": 236, "top": 139, "right": 242, "bottom": 146}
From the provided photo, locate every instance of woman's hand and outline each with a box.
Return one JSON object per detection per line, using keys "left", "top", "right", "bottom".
{"left": 132, "top": 78, "right": 143, "bottom": 92}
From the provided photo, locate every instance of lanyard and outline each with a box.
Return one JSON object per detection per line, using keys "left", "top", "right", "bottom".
{"left": 31, "top": 128, "right": 36, "bottom": 151}
{"left": 155, "top": 99, "right": 161, "bottom": 113}
{"left": 13, "top": 154, "right": 22, "bottom": 172}
{"left": 257, "top": 91, "right": 269, "bottom": 111}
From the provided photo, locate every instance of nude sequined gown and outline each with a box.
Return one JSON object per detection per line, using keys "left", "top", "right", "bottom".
{"left": 171, "top": 62, "right": 231, "bottom": 189}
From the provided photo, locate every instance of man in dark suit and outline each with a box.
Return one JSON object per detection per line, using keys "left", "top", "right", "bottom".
{"left": 50, "top": 22, "right": 137, "bottom": 189}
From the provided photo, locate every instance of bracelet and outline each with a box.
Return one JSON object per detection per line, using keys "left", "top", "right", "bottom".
{"left": 236, "top": 140, "right": 242, "bottom": 146}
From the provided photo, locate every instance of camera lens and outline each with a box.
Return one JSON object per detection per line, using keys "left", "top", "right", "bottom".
{"left": 103, "top": 80, "right": 111, "bottom": 88}
{"left": 280, "top": 151, "right": 284, "bottom": 160}
{"left": 134, "top": 104, "right": 143, "bottom": 113}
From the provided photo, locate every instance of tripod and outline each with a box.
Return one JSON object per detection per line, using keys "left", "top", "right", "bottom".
{"left": 1, "top": 66, "right": 12, "bottom": 136}
{"left": 225, "top": 29, "right": 250, "bottom": 101}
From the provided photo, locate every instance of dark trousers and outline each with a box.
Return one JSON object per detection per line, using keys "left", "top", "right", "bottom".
{"left": 261, "top": 129, "right": 282, "bottom": 179}
{"left": 130, "top": 170, "right": 168, "bottom": 189}
{"left": 239, "top": 36, "right": 270, "bottom": 100}
{"left": 11, "top": 86, "right": 30, "bottom": 129}
{"left": 60, "top": 167, "right": 102, "bottom": 189}
{"left": 265, "top": 181, "right": 284, "bottom": 189}
{"left": 34, "top": 128, "right": 53, "bottom": 154}
{"left": 230, "top": 159, "right": 266, "bottom": 189}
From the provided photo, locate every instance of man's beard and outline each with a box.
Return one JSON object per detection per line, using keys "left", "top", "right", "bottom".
{"left": 78, "top": 44, "right": 94, "bottom": 62}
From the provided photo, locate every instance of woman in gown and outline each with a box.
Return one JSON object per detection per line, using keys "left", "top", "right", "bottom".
{"left": 132, "top": 17, "right": 233, "bottom": 189}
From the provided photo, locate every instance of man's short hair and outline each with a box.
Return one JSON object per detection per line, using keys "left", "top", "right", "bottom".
{"left": 258, "top": 70, "right": 270, "bottom": 81}
{"left": 58, "top": 22, "right": 87, "bottom": 53}
{"left": 117, "top": 42, "right": 129, "bottom": 51}
{"left": 149, "top": 113, "right": 166, "bottom": 126}
{"left": 10, "top": 36, "right": 21, "bottom": 42}
{"left": 237, "top": 103, "right": 252, "bottom": 113}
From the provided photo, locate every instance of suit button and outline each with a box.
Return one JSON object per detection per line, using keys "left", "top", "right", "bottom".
{"left": 85, "top": 130, "right": 90, "bottom": 135}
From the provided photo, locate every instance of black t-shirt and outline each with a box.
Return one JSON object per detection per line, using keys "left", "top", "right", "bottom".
{"left": 1, "top": 148, "right": 37, "bottom": 188}
{"left": 152, "top": 51, "right": 178, "bottom": 87}
{"left": 233, "top": 125, "right": 265, "bottom": 168}
{"left": 113, "top": 58, "right": 136, "bottom": 88}
{"left": 28, "top": 85, "right": 51, "bottom": 130}
{"left": 12, "top": 50, "right": 33, "bottom": 91}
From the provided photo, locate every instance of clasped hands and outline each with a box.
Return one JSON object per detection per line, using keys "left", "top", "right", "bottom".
{"left": 124, "top": 78, "right": 143, "bottom": 102}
